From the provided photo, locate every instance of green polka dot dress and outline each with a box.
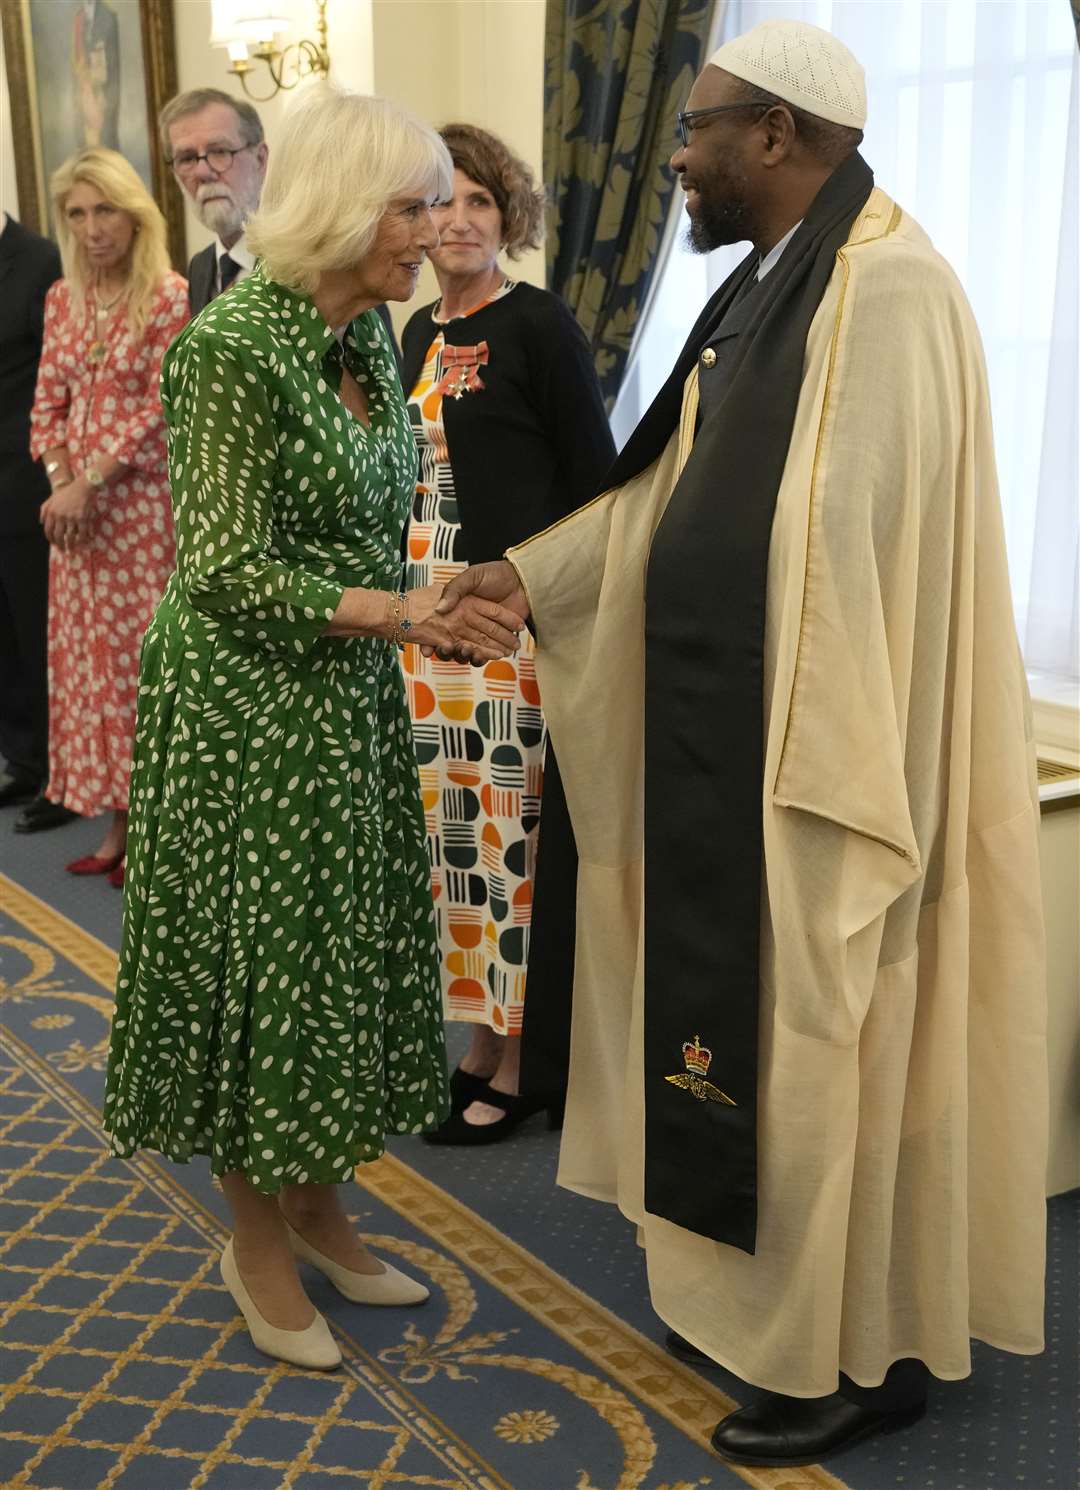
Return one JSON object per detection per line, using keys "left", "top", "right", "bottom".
{"left": 103, "top": 268, "right": 449, "bottom": 1192}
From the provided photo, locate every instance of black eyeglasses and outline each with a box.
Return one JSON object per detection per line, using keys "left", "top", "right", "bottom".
{"left": 166, "top": 144, "right": 255, "bottom": 177}
{"left": 675, "top": 102, "right": 769, "bottom": 147}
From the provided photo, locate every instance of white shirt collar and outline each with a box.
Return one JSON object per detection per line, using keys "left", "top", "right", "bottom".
{"left": 757, "top": 220, "right": 802, "bottom": 281}
{"left": 218, "top": 234, "right": 255, "bottom": 272}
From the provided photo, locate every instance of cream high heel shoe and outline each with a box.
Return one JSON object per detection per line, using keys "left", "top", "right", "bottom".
{"left": 220, "top": 1239, "right": 342, "bottom": 1370}
{"left": 284, "top": 1221, "right": 430, "bottom": 1306}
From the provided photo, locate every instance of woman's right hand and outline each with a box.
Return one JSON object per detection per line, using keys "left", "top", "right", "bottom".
{"left": 423, "top": 560, "right": 531, "bottom": 663}
{"left": 324, "top": 582, "right": 522, "bottom": 661}
{"left": 406, "top": 583, "right": 522, "bottom": 662}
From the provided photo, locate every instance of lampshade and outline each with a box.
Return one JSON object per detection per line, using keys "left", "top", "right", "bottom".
{"left": 211, "top": 0, "right": 292, "bottom": 48}
{"left": 233, "top": 3, "right": 293, "bottom": 43}
{"left": 210, "top": 0, "right": 245, "bottom": 46}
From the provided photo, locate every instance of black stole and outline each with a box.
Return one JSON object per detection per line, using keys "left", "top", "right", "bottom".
{"left": 641, "top": 154, "right": 874, "bottom": 1253}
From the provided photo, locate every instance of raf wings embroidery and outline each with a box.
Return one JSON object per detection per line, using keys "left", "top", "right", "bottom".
{"left": 665, "top": 1035, "right": 736, "bottom": 1105}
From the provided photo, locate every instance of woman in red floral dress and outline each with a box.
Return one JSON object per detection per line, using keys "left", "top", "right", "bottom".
{"left": 30, "top": 148, "right": 188, "bottom": 884}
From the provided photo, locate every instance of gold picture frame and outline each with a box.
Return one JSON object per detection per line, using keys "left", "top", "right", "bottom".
{"left": 1, "top": 0, "right": 185, "bottom": 267}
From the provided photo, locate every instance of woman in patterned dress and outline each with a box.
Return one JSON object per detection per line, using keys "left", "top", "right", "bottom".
{"left": 29, "top": 148, "right": 188, "bottom": 884}
{"left": 102, "top": 89, "right": 522, "bottom": 1371}
{"left": 399, "top": 125, "right": 614, "bottom": 1144}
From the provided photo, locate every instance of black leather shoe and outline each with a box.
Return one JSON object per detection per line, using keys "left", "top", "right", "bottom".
{"left": 13, "top": 796, "right": 79, "bottom": 833}
{"left": 710, "top": 1389, "right": 926, "bottom": 1466}
{"left": 0, "top": 775, "right": 40, "bottom": 809}
{"left": 666, "top": 1331, "right": 720, "bottom": 1368}
{"left": 422, "top": 1086, "right": 564, "bottom": 1145}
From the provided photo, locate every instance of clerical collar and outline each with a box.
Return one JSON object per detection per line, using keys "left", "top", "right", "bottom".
{"left": 757, "top": 220, "right": 802, "bottom": 282}
{"left": 218, "top": 235, "right": 254, "bottom": 273}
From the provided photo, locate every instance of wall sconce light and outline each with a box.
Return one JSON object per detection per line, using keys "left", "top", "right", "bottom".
{"left": 210, "top": 0, "right": 330, "bottom": 102}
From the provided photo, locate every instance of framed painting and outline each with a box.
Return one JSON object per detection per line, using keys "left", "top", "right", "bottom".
{"left": 1, "top": 0, "right": 185, "bottom": 265}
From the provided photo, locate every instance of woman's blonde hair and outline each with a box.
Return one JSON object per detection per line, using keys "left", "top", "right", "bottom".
{"left": 246, "top": 85, "right": 453, "bottom": 293}
{"left": 51, "top": 147, "right": 171, "bottom": 336}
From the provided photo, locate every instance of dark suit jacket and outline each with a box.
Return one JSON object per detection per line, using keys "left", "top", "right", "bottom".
{"left": 0, "top": 215, "right": 61, "bottom": 534}
{"left": 186, "top": 241, "right": 218, "bottom": 317}
{"left": 186, "top": 241, "right": 401, "bottom": 367}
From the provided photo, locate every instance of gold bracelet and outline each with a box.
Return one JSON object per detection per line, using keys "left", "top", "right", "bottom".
{"left": 46, "top": 460, "right": 72, "bottom": 491}
{"left": 385, "top": 589, "right": 413, "bottom": 648}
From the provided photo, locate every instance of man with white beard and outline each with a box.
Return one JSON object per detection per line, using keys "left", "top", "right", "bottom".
{"left": 160, "top": 88, "right": 400, "bottom": 354}
{"left": 159, "top": 89, "right": 268, "bottom": 315}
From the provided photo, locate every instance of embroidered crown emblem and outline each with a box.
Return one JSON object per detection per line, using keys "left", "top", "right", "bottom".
{"left": 682, "top": 1034, "right": 712, "bottom": 1076}
{"left": 665, "top": 1034, "right": 736, "bottom": 1106}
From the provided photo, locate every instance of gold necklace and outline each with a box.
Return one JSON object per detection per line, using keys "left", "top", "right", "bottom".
{"left": 89, "top": 287, "right": 124, "bottom": 366}
{"left": 95, "top": 287, "right": 125, "bottom": 313}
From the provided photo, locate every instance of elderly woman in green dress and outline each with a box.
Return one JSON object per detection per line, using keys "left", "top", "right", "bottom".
{"left": 103, "top": 87, "right": 522, "bottom": 1371}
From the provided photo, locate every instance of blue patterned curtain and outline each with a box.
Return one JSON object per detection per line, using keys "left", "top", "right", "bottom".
{"left": 545, "top": 0, "right": 714, "bottom": 407}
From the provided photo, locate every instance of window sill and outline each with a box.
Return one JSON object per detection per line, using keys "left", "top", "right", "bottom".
{"left": 1029, "top": 673, "right": 1080, "bottom": 810}
{"left": 1029, "top": 671, "right": 1079, "bottom": 761}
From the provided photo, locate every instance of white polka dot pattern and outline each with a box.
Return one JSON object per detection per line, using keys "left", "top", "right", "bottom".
{"left": 102, "top": 269, "right": 448, "bottom": 1191}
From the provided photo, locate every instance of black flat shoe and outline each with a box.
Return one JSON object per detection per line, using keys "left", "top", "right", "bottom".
{"left": 13, "top": 797, "right": 80, "bottom": 833}
{"left": 448, "top": 1065, "right": 496, "bottom": 1114}
{"left": 421, "top": 1086, "right": 565, "bottom": 1146}
{"left": 666, "top": 1330, "right": 720, "bottom": 1368}
{"left": 710, "top": 1389, "right": 926, "bottom": 1466}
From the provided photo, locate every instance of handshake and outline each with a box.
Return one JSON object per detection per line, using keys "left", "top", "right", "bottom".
{"left": 416, "top": 559, "right": 531, "bottom": 666}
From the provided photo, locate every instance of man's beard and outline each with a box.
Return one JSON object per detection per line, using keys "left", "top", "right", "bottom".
{"left": 195, "top": 190, "right": 245, "bottom": 241}
{"left": 684, "top": 171, "right": 753, "bottom": 254}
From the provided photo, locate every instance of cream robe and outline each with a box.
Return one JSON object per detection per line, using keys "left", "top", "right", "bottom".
{"left": 508, "top": 190, "right": 1048, "bottom": 1397}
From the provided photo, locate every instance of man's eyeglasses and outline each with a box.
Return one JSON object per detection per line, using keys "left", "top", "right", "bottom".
{"left": 167, "top": 144, "right": 255, "bottom": 177}
{"left": 675, "top": 102, "right": 769, "bottom": 147}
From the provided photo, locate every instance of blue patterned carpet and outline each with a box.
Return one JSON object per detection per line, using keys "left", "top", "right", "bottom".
{"left": 0, "top": 807, "right": 1077, "bottom": 1490}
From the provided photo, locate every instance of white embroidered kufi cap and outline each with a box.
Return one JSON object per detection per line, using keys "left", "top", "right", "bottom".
{"left": 709, "top": 20, "right": 867, "bottom": 129}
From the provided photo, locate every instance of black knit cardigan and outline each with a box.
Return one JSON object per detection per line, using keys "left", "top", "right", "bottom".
{"left": 400, "top": 281, "right": 615, "bottom": 561}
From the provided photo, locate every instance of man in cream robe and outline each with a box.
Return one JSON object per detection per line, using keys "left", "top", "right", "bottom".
{"left": 437, "top": 19, "right": 1048, "bottom": 1466}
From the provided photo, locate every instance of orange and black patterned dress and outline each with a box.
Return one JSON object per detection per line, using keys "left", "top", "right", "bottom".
{"left": 402, "top": 283, "right": 539, "bottom": 1036}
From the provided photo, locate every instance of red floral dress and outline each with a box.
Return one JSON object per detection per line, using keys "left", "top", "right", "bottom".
{"left": 29, "top": 273, "right": 188, "bottom": 816}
